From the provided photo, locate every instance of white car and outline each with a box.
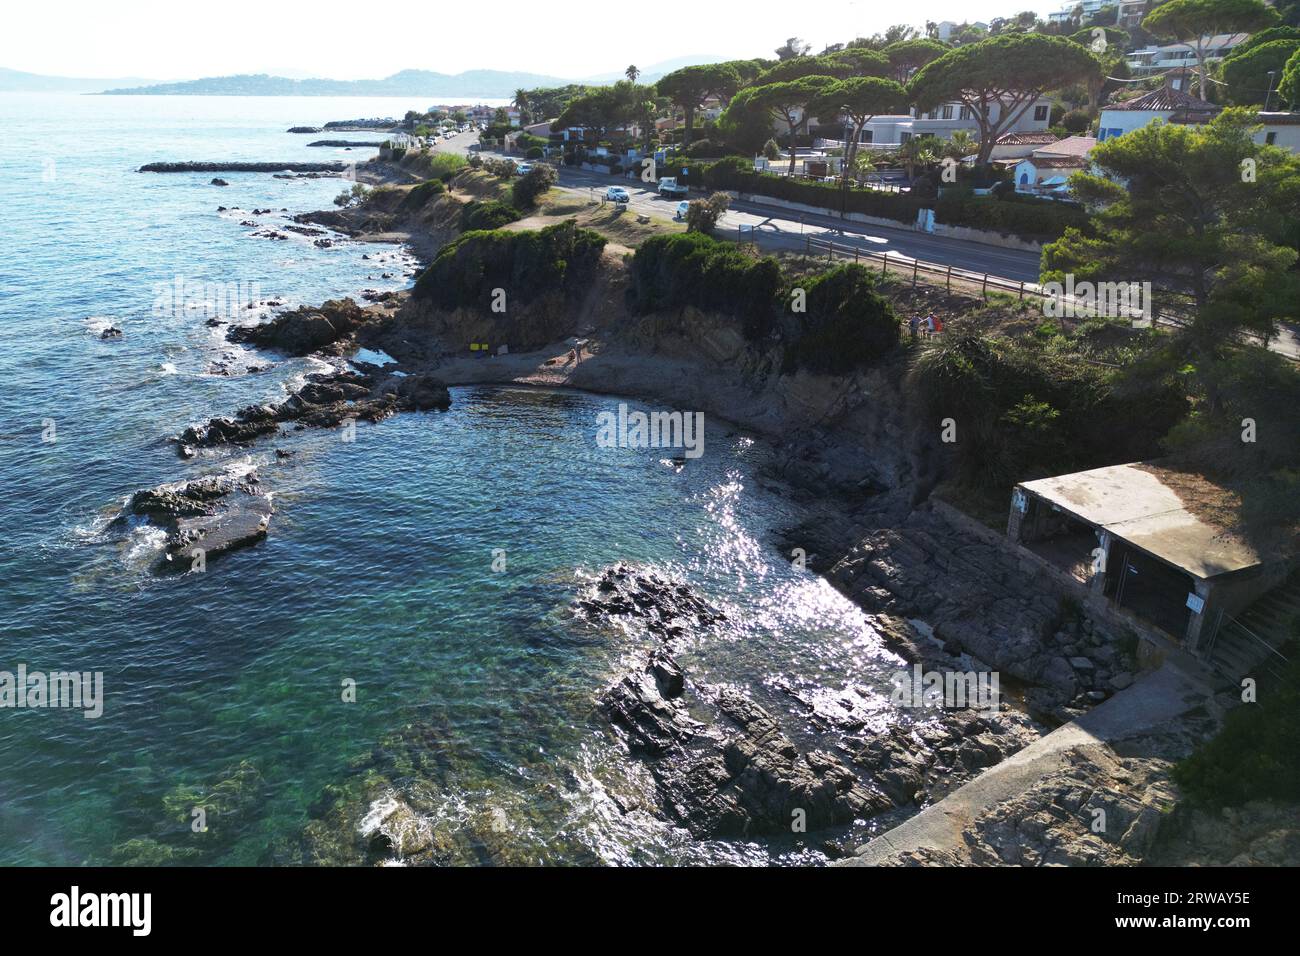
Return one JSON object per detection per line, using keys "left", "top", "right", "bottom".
{"left": 606, "top": 186, "right": 630, "bottom": 203}
{"left": 675, "top": 200, "right": 690, "bottom": 220}
{"left": 516, "top": 163, "right": 534, "bottom": 175}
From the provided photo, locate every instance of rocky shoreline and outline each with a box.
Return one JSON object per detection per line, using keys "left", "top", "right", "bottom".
{"left": 111, "top": 158, "right": 1244, "bottom": 865}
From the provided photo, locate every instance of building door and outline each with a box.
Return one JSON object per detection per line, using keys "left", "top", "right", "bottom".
{"left": 1109, "top": 543, "right": 1194, "bottom": 639}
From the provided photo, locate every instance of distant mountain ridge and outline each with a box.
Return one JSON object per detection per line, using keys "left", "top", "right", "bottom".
{"left": 100, "top": 69, "right": 573, "bottom": 98}
{"left": 0, "top": 66, "right": 158, "bottom": 93}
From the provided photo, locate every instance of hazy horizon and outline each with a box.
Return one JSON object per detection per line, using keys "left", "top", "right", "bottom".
{"left": 4, "top": 0, "right": 1064, "bottom": 83}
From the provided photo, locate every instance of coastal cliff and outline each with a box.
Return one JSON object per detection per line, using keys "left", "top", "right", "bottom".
{"left": 145, "top": 161, "right": 1273, "bottom": 867}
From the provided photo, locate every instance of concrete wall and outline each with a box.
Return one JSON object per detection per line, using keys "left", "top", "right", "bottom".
{"left": 1189, "top": 561, "right": 1296, "bottom": 653}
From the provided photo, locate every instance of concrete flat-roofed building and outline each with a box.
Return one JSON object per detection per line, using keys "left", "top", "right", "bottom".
{"left": 856, "top": 96, "right": 1053, "bottom": 150}
{"left": 1125, "top": 33, "right": 1250, "bottom": 79}
{"left": 1008, "top": 462, "right": 1294, "bottom": 665}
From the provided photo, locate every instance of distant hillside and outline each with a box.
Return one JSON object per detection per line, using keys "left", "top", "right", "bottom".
{"left": 0, "top": 66, "right": 158, "bottom": 93}
{"left": 100, "top": 69, "right": 570, "bottom": 98}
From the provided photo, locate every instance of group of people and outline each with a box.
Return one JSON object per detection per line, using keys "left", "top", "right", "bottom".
{"left": 908, "top": 314, "right": 943, "bottom": 339}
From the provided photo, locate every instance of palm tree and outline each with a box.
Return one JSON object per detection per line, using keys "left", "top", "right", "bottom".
{"left": 626, "top": 65, "right": 640, "bottom": 83}
{"left": 896, "top": 135, "right": 940, "bottom": 180}
{"left": 943, "top": 130, "right": 978, "bottom": 160}
{"left": 512, "top": 88, "right": 531, "bottom": 124}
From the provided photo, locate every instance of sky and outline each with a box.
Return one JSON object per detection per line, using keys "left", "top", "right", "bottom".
{"left": 3, "top": 0, "right": 1065, "bottom": 81}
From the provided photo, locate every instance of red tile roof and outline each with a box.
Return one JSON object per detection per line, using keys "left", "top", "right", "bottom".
{"left": 1105, "top": 86, "right": 1221, "bottom": 114}
{"left": 996, "top": 131, "right": 1060, "bottom": 145}
{"left": 1026, "top": 155, "right": 1087, "bottom": 169}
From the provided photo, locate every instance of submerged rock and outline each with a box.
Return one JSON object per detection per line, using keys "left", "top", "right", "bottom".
{"left": 576, "top": 563, "right": 727, "bottom": 641}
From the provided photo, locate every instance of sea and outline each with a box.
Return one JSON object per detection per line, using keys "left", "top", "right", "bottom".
{"left": 0, "top": 92, "right": 909, "bottom": 865}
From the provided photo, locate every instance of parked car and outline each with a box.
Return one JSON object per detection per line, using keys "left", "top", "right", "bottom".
{"left": 674, "top": 200, "right": 690, "bottom": 220}
{"left": 606, "top": 186, "right": 630, "bottom": 203}
{"left": 658, "top": 177, "right": 689, "bottom": 197}
{"left": 516, "top": 163, "right": 534, "bottom": 175}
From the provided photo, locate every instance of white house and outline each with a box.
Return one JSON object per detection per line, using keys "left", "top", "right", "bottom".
{"left": 1047, "top": 0, "right": 1110, "bottom": 25}
{"left": 859, "top": 95, "right": 1054, "bottom": 149}
{"left": 935, "top": 21, "right": 988, "bottom": 41}
{"left": 1096, "top": 85, "right": 1222, "bottom": 141}
{"left": 1254, "top": 112, "right": 1300, "bottom": 151}
{"left": 1097, "top": 86, "right": 1300, "bottom": 153}
{"left": 1013, "top": 136, "right": 1097, "bottom": 195}
{"left": 1125, "top": 33, "right": 1251, "bottom": 81}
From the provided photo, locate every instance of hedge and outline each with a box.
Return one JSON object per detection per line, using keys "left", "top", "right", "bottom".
{"left": 460, "top": 199, "right": 521, "bottom": 231}
{"left": 934, "top": 195, "right": 1090, "bottom": 242}
{"left": 413, "top": 219, "right": 606, "bottom": 309}
{"left": 783, "top": 265, "right": 900, "bottom": 374}
{"left": 629, "top": 232, "right": 783, "bottom": 340}
{"left": 400, "top": 178, "right": 445, "bottom": 211}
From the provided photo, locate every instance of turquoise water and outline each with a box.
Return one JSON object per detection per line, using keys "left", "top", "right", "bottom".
{"left": 0, "top": 94, "right": 904, "bottom": 865}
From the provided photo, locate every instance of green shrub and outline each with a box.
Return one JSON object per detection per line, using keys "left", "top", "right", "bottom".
{"left": 515, "top": 132, "right": 549, "bottom": 151}
{"left": 782, "top": 265, "right": 899, "bottom": 375}
{"left": 629, "top": 232, "right": 782, "bottom": 339}
{"left": 413, "top": 219, "right": 606, "bottom": 309}
{"left": 482, "top": 157, "right": 517, "bottom": 178}
{"left": 908, "top": 328, "right": 1183, "bottom": 493}
{"left": 684, "top": 192, "right": 730, "bottom": 236}
{"left": 1173, "top": 656, "right": 1300, "bottom": 807}
{"left": 1061, "top": 109, "right": 1092, "bottom": 134}
{"left": 426, "top": 152, "right": 468, "bottom": 181}
{"left": 401, "top": 178, "right": 446, "bottom": 211}
{"left": 525, "top": 146, "right": 544, "bottom": 159}
{"left": 511, "top": 164, "right": 558, "bottom": 209}
{"left": 460, "top": 199, "right": 522, "bottom": 231}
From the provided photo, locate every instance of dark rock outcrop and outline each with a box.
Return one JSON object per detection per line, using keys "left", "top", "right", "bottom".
{"left": 176, "top": 368, "right": 449, "bottom": 455}
{"left": 228, "top": 298, "right": 370, "bottom": 356}
{"left": 828, "top": 508, "right": 1140, "bottom": 724}
{"left": 127, "top": 472, "right": 273, "bottom": 572}
{"left": 599, "top": 654, "right": 888, "bottom": 838}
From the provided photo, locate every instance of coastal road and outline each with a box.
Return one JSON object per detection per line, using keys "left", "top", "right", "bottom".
{"left": 552, "top": 166, "right": 1042, "bottom": 282}
{"left": 438, "top": 139, "right": 1042, "bottom": 282}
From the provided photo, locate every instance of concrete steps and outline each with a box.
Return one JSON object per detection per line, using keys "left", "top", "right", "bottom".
{"left": 1207, "top": 577, "right": 1299, "bottom": 682}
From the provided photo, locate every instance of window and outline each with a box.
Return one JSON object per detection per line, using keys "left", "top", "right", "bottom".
{"left": 1034, "top": 105, "right": 1049, "bottom": 122}
{"left": 1266, "top": 131, "right": 1277, "bottom": 145}
{"left": 941, "top": 105, "right": 954, "bottom": 120}
{"left": 960, "top": 106, "right": 972, "bottom": 120}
